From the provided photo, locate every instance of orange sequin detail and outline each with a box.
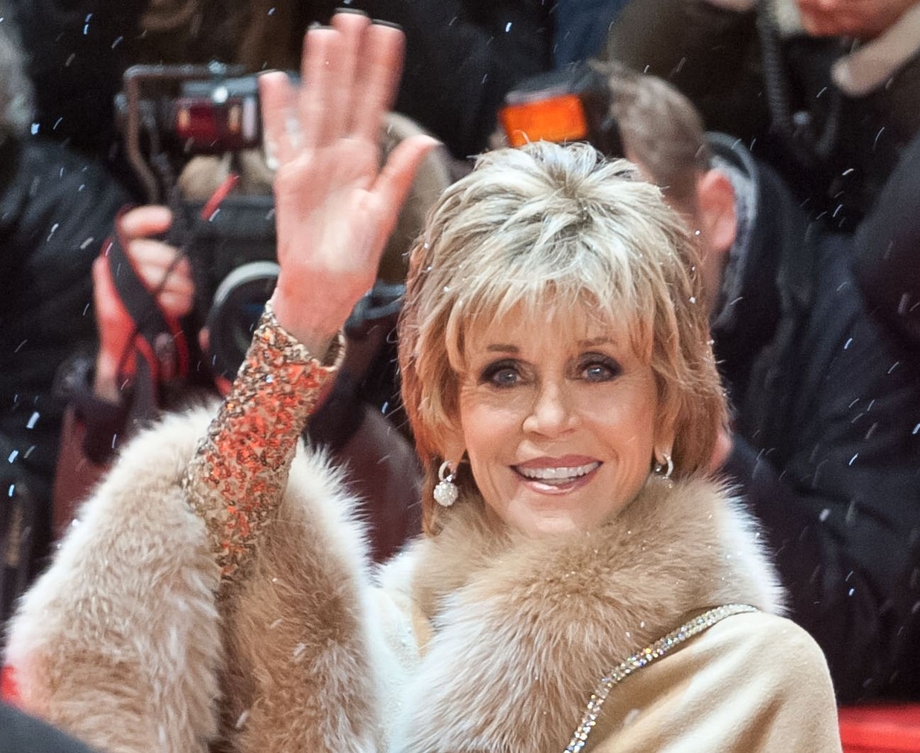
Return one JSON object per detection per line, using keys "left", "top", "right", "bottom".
{"left": 182, "top": 302, "right": 345, "bottom": 593}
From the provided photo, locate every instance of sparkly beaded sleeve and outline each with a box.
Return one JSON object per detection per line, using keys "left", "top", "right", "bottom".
{"left": 182, "top": 301, "right": 345, "bottom": 589}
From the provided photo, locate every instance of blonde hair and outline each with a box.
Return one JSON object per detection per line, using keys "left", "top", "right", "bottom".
{"left": 398, "top": 141, "right": 726, "bottom": 533}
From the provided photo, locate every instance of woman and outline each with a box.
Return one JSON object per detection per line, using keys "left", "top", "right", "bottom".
{"left": 5, "top": 12, "right": 841, "bottom": 753}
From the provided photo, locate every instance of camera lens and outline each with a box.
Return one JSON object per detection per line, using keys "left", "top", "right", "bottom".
{"left": 206, "top": 261, "right": 280, "bottom": 378}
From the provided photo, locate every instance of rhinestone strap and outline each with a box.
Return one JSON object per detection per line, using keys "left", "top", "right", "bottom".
{"left": 563, "top": 604, "right": 759, "bottom": 753}
{"left": 183, "top": 301, "right": 345, "bottom": 592}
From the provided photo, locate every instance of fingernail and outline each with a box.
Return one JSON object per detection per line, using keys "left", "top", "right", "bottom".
{"left": 372, "top": 19, "right": 404, "bottom": 32}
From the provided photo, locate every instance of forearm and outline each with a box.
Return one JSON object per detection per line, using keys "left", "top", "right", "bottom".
{"left": 220, "top": 448, "right": 385, "bottom": 751}
{"left": 183, "top": 301, "right": 345, "bottom": 588}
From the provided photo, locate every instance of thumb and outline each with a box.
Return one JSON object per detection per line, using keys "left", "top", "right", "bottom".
{"left": 92, "top": 254, "right": 133, "bottom": 359}
{"left": 372, "top": 135, "right": 442, "bottom": 242}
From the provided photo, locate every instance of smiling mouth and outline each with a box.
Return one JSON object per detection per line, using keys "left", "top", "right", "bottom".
{"left": 513, "top": 461, "right": 601, "bottom": 483}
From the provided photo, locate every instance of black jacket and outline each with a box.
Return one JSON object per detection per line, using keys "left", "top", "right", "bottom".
{"left": 711, "top": 133, "right": 920, "bottom": 701}
{"left": 852, "top": 130, "right": 920, "bottom": 349}
{"left": 0, "top": 137, "right": 128, "bottom": 611}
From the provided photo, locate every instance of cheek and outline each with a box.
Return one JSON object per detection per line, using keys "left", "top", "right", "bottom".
{"left": 459, "top": 398, "right": 520, "bottom": 460}
{"left": 592, "top": 390, "right": 660, "bottom": 461}
{"left": 458, "top": 385, "right": 527, "bottom": 439}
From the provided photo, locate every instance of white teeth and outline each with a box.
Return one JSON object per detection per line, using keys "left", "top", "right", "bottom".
{"left": 517, "top": 462, "right": 600, "bottom": 481}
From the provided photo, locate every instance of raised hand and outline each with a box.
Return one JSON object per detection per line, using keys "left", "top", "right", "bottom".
{"left": 259, "top": 12, "right": 438, "bottom": 356}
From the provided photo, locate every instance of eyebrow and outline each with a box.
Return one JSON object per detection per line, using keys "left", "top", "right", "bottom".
{"left": 579, "top": 336, "right": 615, "bottom": 348}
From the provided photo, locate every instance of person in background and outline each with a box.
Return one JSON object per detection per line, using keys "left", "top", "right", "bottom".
{"left": 582, "top": 61, "right": 920, "bottom": 701}
{"left": 12, "top": 0, "right": 552, "bottom": 179}
{"left": 851, "top": 128, "right": 920, "bottom": 350}
{"left": 602, "top": 0, "right": 920, "bottom": 229}
{"left": 0, "top": 1, "right": 129, "bottom": 628}
{"left": 4, "top": 14, "right": 840, "bottom": 752}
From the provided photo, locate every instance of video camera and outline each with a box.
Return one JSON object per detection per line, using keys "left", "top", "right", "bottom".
{"left": 116, "top": 63, "right": 280, "bottom": 379}
{"left": 117, "top": 64, "right": 410, "bottom": 380}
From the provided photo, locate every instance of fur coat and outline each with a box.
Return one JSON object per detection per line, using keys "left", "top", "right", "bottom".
{"left": 5, "top": 406, "right": 841, "bottom": 752}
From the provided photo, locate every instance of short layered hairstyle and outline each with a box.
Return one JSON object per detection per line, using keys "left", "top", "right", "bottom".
{"left": 398, "top": 141, "right": 726, "bottom": 533}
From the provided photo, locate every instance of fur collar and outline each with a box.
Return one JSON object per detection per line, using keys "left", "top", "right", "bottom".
{"left": 389, "top": 475, "right": 784, "bottom": 752}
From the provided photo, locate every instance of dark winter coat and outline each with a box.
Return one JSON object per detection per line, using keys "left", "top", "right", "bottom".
{"left": 603, "top": 0, "right": 920, "bottom": 229}
{"left": 711, "top": 133, "right": 920, "bottom": 701}
{"left": 0, "top": 136, "right": 128, "bottom": 619}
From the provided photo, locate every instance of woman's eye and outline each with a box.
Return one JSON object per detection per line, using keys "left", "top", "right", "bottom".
{"left": 481, "top": 362, "right": 521, "bottom": 387}
{"left": 580, "top": 357, "right": 620, "bottom": 382}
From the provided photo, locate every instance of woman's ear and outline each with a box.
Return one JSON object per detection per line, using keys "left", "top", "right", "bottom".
{"left": 653, "top": 406, "right": 677, "bottom": 466}
{"left": 439, "top": 420, "right": 466, "bottom": 466}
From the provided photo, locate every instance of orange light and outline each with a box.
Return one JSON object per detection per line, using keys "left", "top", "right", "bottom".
{"left": 499, "top": 93, "right": 589, "bottom": 147}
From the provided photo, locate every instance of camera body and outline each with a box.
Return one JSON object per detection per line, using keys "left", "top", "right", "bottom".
{"left": 115, "top": 64, "right": 411, "bottom": 381}
{"left": 117, "top": 64, "right": 279, "bottom": 378}
{"left": 183, "top": 194, "right": 278, "bottom": 378}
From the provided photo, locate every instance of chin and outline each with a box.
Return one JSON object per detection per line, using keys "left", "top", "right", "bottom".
{"left": 513, "top": 513, "right": 593, "bottom": 538}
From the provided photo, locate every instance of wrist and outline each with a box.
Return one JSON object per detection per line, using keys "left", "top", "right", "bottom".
{"left": 268, "top": 289, "right": 342, "bottom": 359}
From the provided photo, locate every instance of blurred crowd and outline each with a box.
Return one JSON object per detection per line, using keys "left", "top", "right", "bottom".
{"left": 1, "top": 0, "right": 919, "bottom": 742}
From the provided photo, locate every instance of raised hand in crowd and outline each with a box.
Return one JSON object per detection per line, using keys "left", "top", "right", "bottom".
{"left": 259, "top": 12, "right": 437, "bottom": 355}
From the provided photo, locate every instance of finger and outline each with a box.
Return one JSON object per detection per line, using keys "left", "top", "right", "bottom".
{"left": 118, "top": 205, "right": 172, "bottom": 243}
{"left": 372, "top": 135, "right": 441, "bottom": 241}
{"left": 140, "top": 260, "right": 195, "bottom": 300}
{"left": 155, "top": 290, "right": 195, "bottom": 319}
{"left": 259, "top": 71, "right": 298, "bottom": 166}
{"left": 350, "top": 22, "right": 405, "bottom": 143}
{"left": 92, "top": 255, "right": 133, "bottom": 357}
{"left": 92, "top": 255, "right": 119, "bottom": 314}
{"left": 129, "top": 239, "right": 193, "bottom": 290}
{"left": 127, "top": 237, "right": 185, "bottom": 267}
{"left": 327, "top": 12, "right": 370, "bottom": 135}
{"left": 299, "top": 27, "right": 340, "bottom": 150}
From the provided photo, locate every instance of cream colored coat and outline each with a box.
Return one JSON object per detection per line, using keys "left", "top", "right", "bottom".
{"left": 6, "top": 407, "right": 841, "bottom": 752}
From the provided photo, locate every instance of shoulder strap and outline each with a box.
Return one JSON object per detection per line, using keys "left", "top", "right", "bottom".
{"left": 564, "top": 604, "right": 759, "bottom": 753}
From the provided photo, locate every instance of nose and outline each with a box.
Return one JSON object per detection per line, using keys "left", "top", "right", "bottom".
{"left": 522, "top": 379, "right": 577, "bottom": 438}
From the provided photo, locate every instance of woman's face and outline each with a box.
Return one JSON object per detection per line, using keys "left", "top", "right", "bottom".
{"left": 446, "top": 305, "right": 669, "bottom": 537}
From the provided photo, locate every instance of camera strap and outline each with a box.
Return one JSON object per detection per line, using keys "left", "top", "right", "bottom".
{"left": 103, "top": 213, "right": 191, "bottom": 420}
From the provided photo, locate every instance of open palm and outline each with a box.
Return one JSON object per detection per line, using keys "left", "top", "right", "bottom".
{"left": 259, "top": 13, "right": 437, "bottom": 354}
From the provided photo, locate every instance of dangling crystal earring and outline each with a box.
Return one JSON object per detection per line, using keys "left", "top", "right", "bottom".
{"left": 654, "top": 453, "right": 674, "bottom": 480}
{"left": 433, "top": 460, "right": 459, "bottom": 507}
